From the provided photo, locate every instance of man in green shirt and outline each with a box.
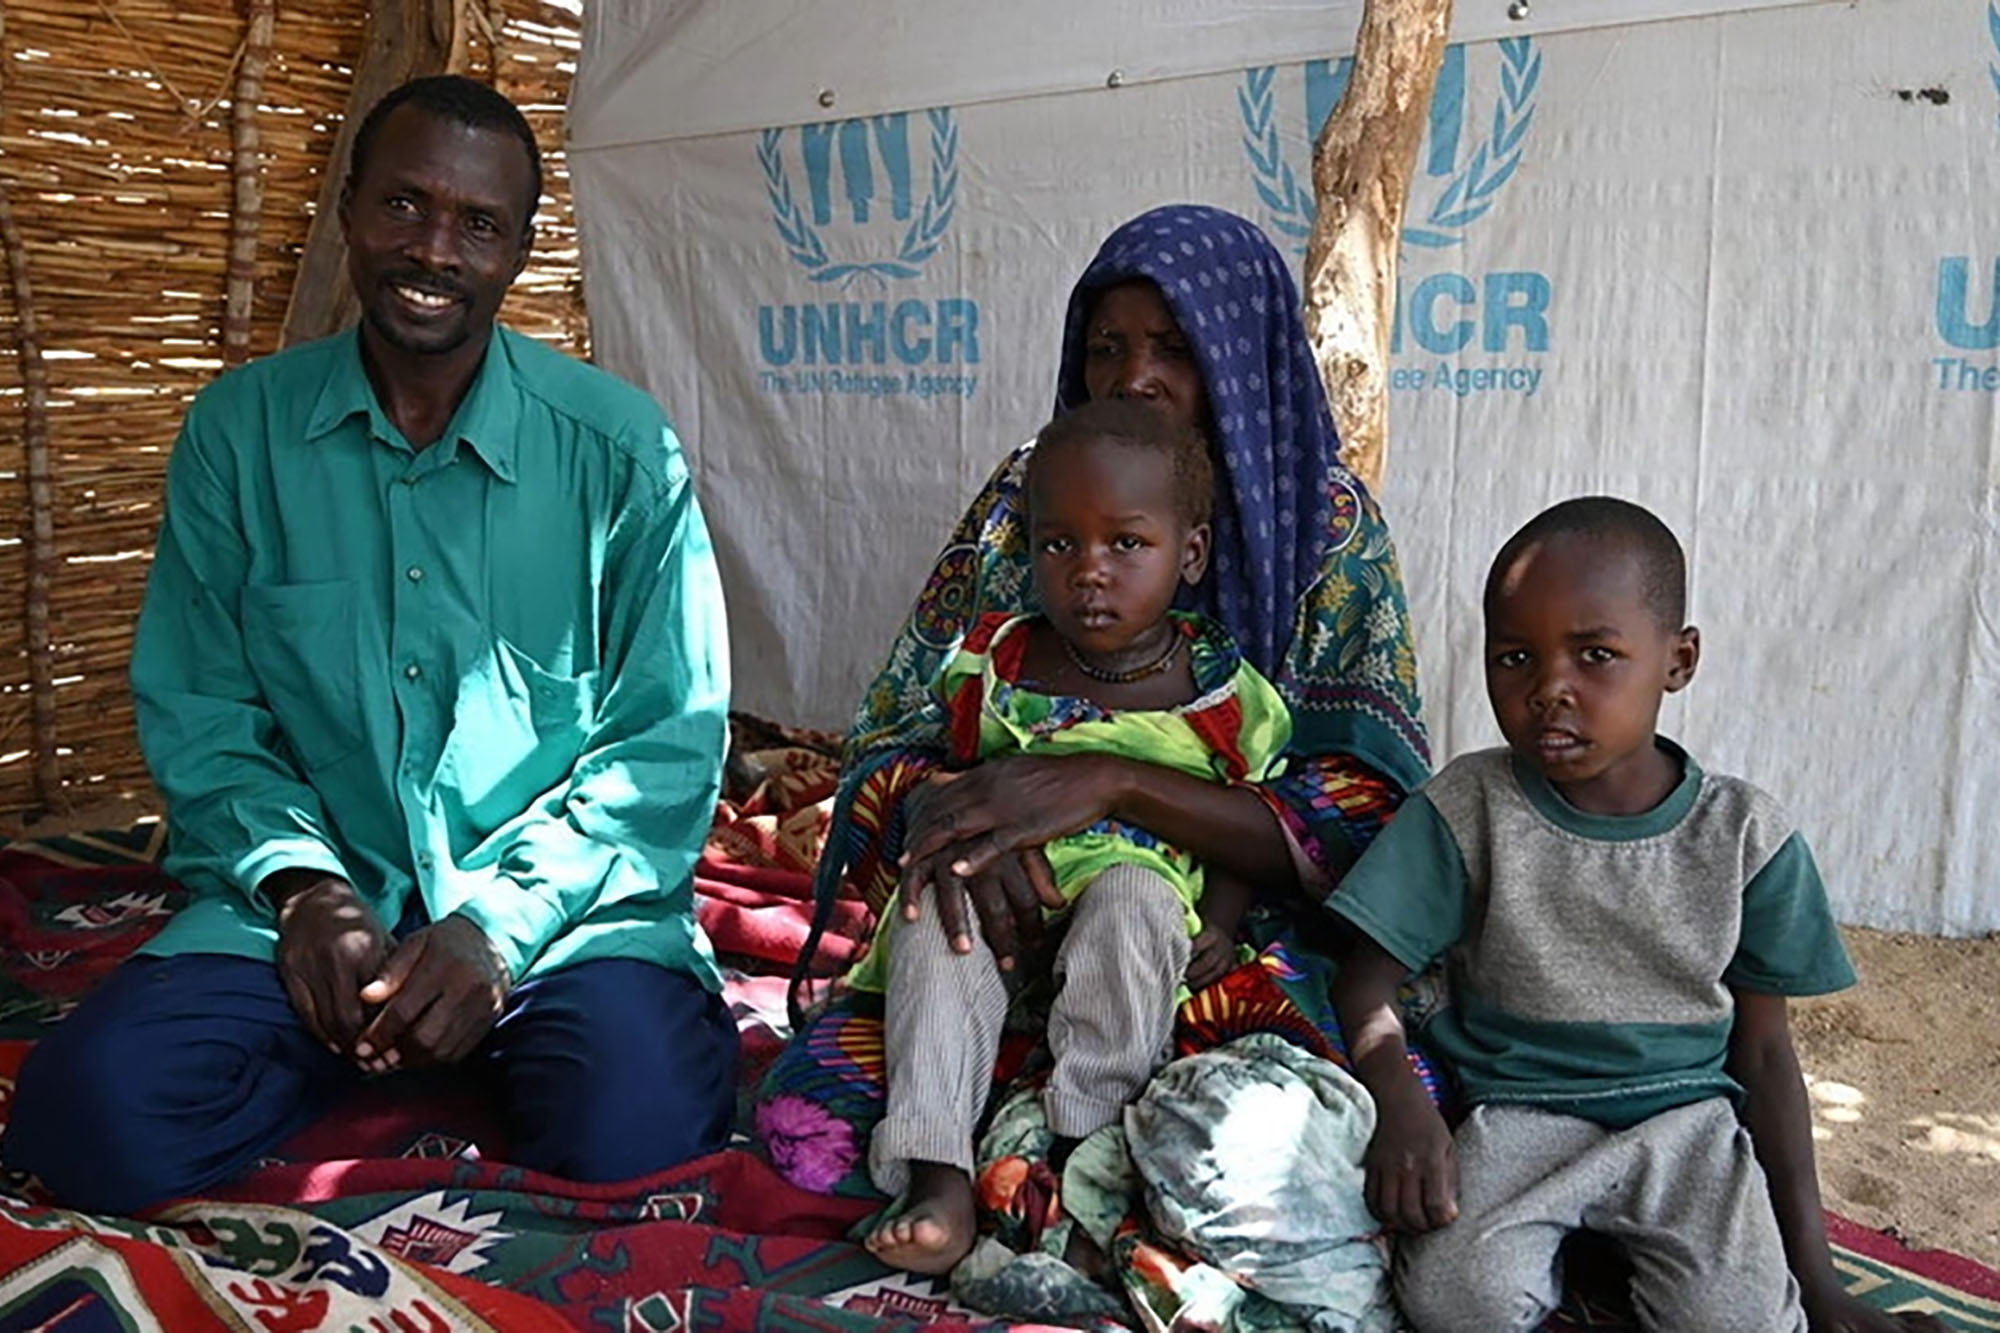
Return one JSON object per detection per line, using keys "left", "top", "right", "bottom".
{"left": 2, "top": 76, "right": 737, "bottom": 1214}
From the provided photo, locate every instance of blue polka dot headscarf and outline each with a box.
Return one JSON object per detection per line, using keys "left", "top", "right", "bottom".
{"left": 1055, "top": 204, "right": 1349, "bottom": 678}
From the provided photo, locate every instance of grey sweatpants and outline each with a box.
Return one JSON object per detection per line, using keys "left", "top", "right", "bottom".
{"left": 869, "top": 862, "right": 1191, "bottom": 1197}
{"left": 1397, "top": 1098, "right": 1807, "bottom": 1333}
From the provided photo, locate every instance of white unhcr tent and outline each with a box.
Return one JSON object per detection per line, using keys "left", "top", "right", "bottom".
{"left": 567, "top": 0, "right": 2000, "bottom": 937}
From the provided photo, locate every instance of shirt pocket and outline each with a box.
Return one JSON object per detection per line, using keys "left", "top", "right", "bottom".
{"left": 239, "top": 580, "right": 364, "bottom": 772}
{"left": 498, "top": 636, "right": 598, "bottom": 745}
{"left": 442, "top": 637, "right": 600, "bottom": 829}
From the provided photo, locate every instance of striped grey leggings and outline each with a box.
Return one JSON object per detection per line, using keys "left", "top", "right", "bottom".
{"left": 868, "top": 862, "right": 1192, "bottom": 1196}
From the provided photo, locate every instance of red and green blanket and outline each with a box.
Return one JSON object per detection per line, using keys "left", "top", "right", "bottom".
{"left": 0, "top": 753, "right": 1994, "bottom": 1332}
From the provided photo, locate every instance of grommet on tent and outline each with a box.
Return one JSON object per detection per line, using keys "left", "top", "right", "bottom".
{"left": 1507, "top": 0, "right": 1531, "bottom": 18}
{"left": 1106, "top": 68, "right": 1126, "bottom": 89}
{"left": 817, "top": 88, "right": 836, "bottom": 109}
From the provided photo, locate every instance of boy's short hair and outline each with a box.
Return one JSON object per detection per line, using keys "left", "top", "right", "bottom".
{"left": 1487, "top": 496, "right": 1688, "bottom": 628}
{"left": 1028, "top": 399, "right": 1214, "bottom": 528}
{"left": 349, "top": 75, "right": 543, "bottom": 235}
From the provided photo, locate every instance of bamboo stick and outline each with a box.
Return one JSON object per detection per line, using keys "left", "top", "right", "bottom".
{"left": 223, "top": 0, "right": 273, "bottom": 366}
{"left": 0, "top": 223, "right": 66, "bottom": 807}
{"left": 0, "top": 8, "right": 73, "bottom": 816}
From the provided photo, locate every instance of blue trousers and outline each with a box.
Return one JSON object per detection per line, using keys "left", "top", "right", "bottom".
{"left": 2, "top": 952, "right": 738, "bottom": 1215}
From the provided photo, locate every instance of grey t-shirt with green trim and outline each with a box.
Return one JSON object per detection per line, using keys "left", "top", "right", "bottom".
{"left": 1328, "top": 740, "right": 1855, "bottom": 1129}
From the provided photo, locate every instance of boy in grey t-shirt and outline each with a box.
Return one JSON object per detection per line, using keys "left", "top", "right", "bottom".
{"left": 1327, "top": 498, "right": 1942, "bottom": 1333}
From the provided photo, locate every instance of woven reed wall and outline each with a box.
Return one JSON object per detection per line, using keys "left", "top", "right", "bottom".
{"left": 0, "top": 0, "right": 588, "bottom": 820}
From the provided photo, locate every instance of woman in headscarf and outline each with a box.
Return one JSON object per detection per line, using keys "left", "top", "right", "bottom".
{"left": 759, "top": 204, "right": 1431, "bottom": 1216}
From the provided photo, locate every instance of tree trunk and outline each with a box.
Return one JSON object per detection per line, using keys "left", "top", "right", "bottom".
{"left": 1303, "top": 0, "right": 1455, "bottom": 490}
{"left": 279, "top": 0, "right": 455, "bottom": 347}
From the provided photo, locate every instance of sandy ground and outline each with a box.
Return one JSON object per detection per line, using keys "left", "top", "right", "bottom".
{"left": 1795, "top": 927, "right": 2000, "bottom": 1266}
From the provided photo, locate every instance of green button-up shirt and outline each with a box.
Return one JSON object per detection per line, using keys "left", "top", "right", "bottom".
{"left": 131, "top": 326, "right": 729, "bottom": 988}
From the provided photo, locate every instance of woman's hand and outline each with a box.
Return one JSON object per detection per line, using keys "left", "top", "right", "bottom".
{"left": 901, "top": 753, "right": 1122, "bottom": 876}
{"left": 900, "top": 840, "right": 1063, "bottom": 970}
{"left": 1185, "top": 924, "right": 1237, "bottom": 991}
{"left": 897, "top": 756, "right": 1116, "bottom": 968}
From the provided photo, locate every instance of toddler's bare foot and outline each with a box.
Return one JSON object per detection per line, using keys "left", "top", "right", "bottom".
{"left": 865, "top": 1161, "right": 977, "bottom": 1275}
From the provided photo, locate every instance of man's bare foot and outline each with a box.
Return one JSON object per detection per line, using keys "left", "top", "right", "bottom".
{"left": 865, "top": 1161, "right": 977, "bottom": 1275}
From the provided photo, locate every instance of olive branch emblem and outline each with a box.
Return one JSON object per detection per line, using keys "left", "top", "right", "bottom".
{"left": 1242, "top": 37, "right": 1538, "bottom": 251}
{"left": 1241, "top": 65, "right": 1314, "bottom": 247}
{"left": 760, "top": 107, "right": 959, "bottom": 285}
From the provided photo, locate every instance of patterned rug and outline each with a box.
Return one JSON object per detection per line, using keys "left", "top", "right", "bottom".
{"left": 0, "top": 814, "right": 1994, "bottom": 1332}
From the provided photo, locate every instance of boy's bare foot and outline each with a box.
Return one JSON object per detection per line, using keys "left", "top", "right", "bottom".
{"left": 865, "top": 1161, "right": 977, "bottom": 1275}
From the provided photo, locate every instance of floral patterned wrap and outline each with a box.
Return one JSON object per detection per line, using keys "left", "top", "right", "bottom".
{"left": 792, "top": 204, "right": 1431, "bottom": 1003}
{"left": 759, "top": 936, "right": 1444, "bottom": 1202}
{"left": 770, "top": 207, "right": 1435, "bottom": 1239}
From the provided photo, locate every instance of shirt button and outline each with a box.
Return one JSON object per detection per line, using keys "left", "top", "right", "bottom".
{"left": 402, "top": 475, "right": 419, "bottom": 487}
{"left": 403, "top": 662, "right": 422, "bottom": 681}
{"left": 406, "top": 565, "right": 425, "bottom": 583}
{"left": 417, "top": 853, "right": 434, "bottom": 870}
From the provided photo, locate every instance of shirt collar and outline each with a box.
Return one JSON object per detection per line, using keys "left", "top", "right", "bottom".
{"left": 305, "top": 326, "right": 519, "bottom": 482}
{"left": 1510, "top": 736, "right": 1703, "bottom": 841}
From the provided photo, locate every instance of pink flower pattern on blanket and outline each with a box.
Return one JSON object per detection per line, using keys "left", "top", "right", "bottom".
{"left": 754, "top": 1094, "right": 860, "bottom": 1196}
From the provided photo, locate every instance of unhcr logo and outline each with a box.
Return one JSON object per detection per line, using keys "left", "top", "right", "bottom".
{"left": 1240, "top": 39, "right": 1551, "bottom": 397}
{"left": 1241, "top": 38, "right": 1539, "bottom": 251}
{"left": 761, "top": 109, "right": 958, "bottom": 283}
{"left": 755, "top": 107, "right": 981, "bottom": 400}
